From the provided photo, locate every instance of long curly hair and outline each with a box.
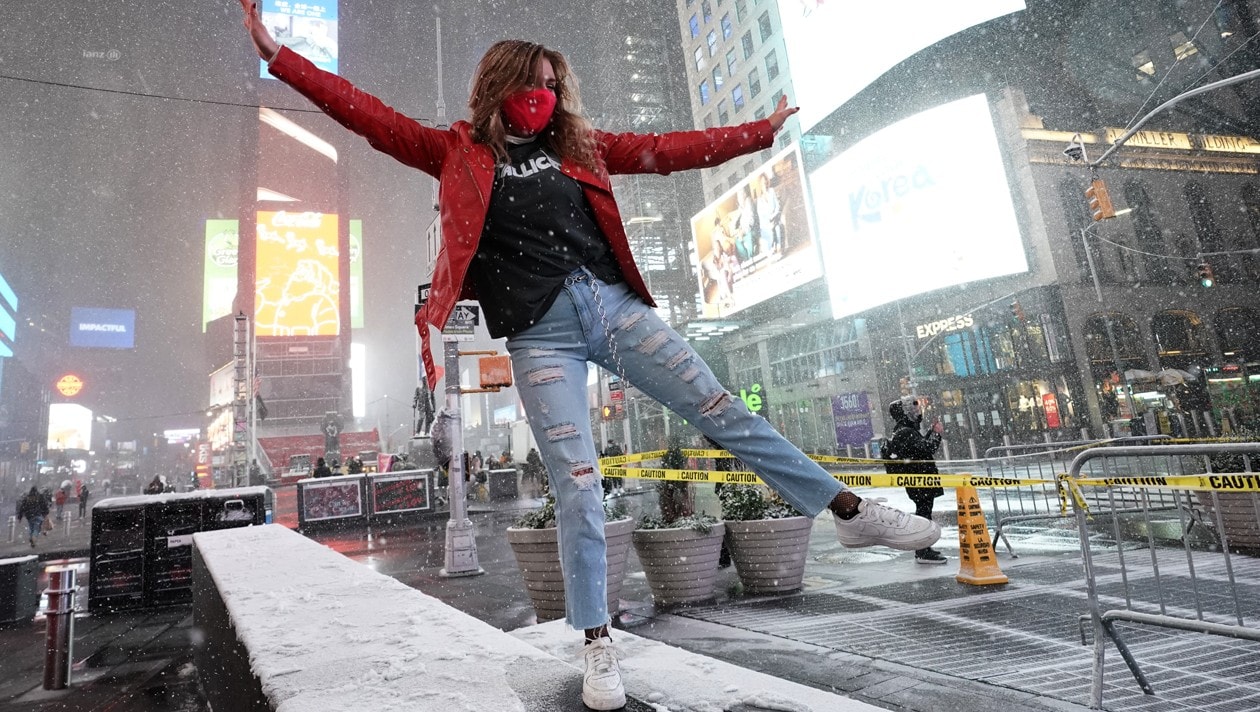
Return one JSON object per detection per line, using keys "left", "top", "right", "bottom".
{"left": 468, "top": 40, "right": 598, "bottom": 171}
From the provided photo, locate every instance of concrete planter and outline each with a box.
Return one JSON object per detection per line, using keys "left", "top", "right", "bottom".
{"left": 506, "top": 517, "right": 635, "bottom": 622}
{"left": 725, "top": 516, "right": 812, "bottom": 594}
{"left": 632, "top": 522, "right": 726, "bottom": 606}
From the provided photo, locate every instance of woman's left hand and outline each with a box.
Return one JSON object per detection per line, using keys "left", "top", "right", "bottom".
{"left": 767, "top": 95, "right": 799, "bottom": 133}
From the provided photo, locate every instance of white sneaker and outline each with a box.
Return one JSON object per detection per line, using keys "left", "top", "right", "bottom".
{"left": 581, "top": 637, "right": 626, "bottom": 710}
{"left": 834, "top": 499, "right": 941, "bottom": 551}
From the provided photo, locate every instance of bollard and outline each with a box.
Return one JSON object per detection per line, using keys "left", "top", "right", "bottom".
{"left": 7, "top": 515, "right": 15, "bottom": 543}
{"left": 62, "top": 512, "right": 71, "bottom": 536}
{"left": 43, "top": 568, "right": 76, "bottom": 690}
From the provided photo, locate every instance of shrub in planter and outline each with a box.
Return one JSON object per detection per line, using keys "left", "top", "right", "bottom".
{"left": 718, "top": 485, "right": 812, "bottom": 594}
{"left": 1203, "top": 439, "right": 1260, "bottom": 555}
{"left": 506, "top": 495, "right": 633, "bottom": 622}
{"left": 632, "top": 438, "right": 726, "bottom": 606}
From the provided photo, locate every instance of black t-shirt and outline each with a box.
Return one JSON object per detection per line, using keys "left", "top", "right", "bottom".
{"left": 468, "top": 138, "right": 622, "bottom": 338}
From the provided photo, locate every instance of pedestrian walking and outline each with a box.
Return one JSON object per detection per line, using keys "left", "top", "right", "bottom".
{"left": 145, "top": 476, "right": 164, "bottom": 495}
{"left": 884, "top": 396, "right": 949, "bottom": 564}
{"left": 237, "top": 8, "right": 940, "bottom": 708}
{"left": 78, "top": 484, "right": 91, "bottom": 519}
{"left": 53, "top": 488, "right": 67, "bottom": 522}
{"left": 17, "top": 487, "right": 49, "bottom": 548}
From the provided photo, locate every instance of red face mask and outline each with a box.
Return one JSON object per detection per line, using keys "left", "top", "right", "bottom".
{"left": 501, "top": 87, "right": 557, "bottom": 137}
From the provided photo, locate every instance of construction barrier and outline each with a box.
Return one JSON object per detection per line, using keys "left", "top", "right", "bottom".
{"left": 1066, "top": 442, "right": 1260, "bottom": 709}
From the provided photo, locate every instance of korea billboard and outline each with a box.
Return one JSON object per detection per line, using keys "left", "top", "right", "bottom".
{"left": 70, "top": 307, "right": 136, "bottom": 349}
{"left": 255, "top": 211, "right": 341, "bottom": 337}
{"left": 260, "top": 0, "right": 339, "bottom": 78}
{"left": 690, "top": 145, "right": 821, "bottom": 319}
{"left": 203, "top": 219, "right": 239, "bottom": 332}
{"left": 48, "top": 402, "right": 93, "bottom": 451}
{"left": 812, "top": 94, "right": 1028, "bottom": 318}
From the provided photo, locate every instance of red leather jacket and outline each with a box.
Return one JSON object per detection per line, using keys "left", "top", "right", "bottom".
{"left": 269, "top": 46, "right": 775, "bottom": 387}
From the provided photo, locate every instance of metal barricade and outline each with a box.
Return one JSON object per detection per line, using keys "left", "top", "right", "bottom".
{"left": 1067, "top": 442, "right": 1260, "bottom": 709}
{"left": 984, "top": 436, "right": 1172, "bottom": 557}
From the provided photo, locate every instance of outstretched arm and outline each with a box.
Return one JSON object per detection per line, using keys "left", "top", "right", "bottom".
{"left": 236, "top": 0, "right": 450, "bottom": 177}
{"left": 239, "top": 0, "right": 280, "bottom": 61}
{"left": 599, "top": 94, "right": 800, "bottom": 175}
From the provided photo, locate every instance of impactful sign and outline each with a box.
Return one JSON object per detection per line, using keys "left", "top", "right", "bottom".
{"left": 70, "top": 307, "right": 135, "bottom": 349}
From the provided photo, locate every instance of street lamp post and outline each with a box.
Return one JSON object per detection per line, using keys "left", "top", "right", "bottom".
{"left": 1081, "top": 226, "right": 1139, "bottom": 428}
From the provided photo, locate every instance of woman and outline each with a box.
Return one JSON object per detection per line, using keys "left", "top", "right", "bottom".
{"left": 238, "top": 5, "right": 939, "bottom": 709}
{"left": 754, "top": 172, "right": 783, "bottom": 255}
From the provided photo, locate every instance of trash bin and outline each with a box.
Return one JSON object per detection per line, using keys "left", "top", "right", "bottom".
{"left": 487, "top": 468, "right": 519, "bottom": 501}
{"left": 0, "top": 555, "right": 39, "bottom": 626}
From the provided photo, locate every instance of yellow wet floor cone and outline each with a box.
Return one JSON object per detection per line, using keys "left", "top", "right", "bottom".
{"left": 955, "top": 485, "right": 1009, "bottom": 585}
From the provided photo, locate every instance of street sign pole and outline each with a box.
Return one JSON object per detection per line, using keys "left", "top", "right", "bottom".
{"left": 419, "top": 286, "right": 483, "bottom": 578}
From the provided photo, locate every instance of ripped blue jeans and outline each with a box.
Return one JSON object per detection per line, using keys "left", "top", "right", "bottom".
{"left": 506, "top": 269, "right": 845, "bottom": 630}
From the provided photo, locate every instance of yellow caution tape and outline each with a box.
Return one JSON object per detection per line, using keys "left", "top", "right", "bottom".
{"left": 1072, "top": 473, "right": 1260, "bottom": 492}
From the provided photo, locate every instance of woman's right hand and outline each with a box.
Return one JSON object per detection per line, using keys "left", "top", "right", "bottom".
{"left": 239, "top": 0, "right": 280, "bottom": 62}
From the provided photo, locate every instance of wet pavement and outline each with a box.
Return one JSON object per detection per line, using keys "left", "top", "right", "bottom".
{"left": 1, "top": 483, "right": 1256, "bottom": 711}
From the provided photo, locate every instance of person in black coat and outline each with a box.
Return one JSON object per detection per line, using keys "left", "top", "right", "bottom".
{"left": 312, "top": 457, "right": 333, "bottom": 479}
{"left": 885, "top": 397, "right": 948, "bottom": 564}
{"left": 17, "top": 487, "right": 50, "bottom": 547}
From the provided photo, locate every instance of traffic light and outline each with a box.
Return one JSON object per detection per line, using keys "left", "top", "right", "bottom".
{"left": 1009, "top": 300, "right": 1027, "bottom": 322}
{"left": 1085, "top": 179, "right": 1116, "bottom": 221}
{"left": 1197, "top": 262, "right": 1215, "bottom": 288}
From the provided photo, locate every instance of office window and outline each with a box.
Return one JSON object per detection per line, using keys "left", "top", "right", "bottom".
{"left": 699, "top": 79, "right": 711, "bottom": 105}
{"left": 735, "top": 0, "right": 747, "bottom": 21}
{"left": 754, "top": 106, "right": 767, "bottom": 120}
{"left": 748, "top": 67, "right": 761, "bottom": 97}
{"left": 726, "top": 48, "right": 738, "bottom": 74}
{"left": 687, "top": 0, "right": 695, "bottom": 5}
{"left": 741, "top": 30, "right": 755, "bottom": 59}
{"left": 766, "top": 48, "right": 779, "bottom": 80}
{"left": 721, "top": 13, "right": 733, "bottom": 38}
{"left": 772, "top": 88, "right": 784, "bottom": 107}
{"left": 704, "top": 113, "right": 715, "bottom": 128}
{"left": 707, "top": 30, "right": 718, "bottom": 56}
{"left": 718, "top": 99, "right": 729, "bottom": 124}
{"left": 694, "top": 46, "right": 705, "bottom": 70}
{"left": 689, "top": 14, "right": 700, "bottom": 38}
{"left": 702, "top": 0, "right": 713, "bottom": 23}
{"left": 732, "top": 84, "right": 745, "bottom": 109}
{"left": 713, "top": 66, "right": 724, "bottom": 89}
{"left": 758, "top": 10, "right": 773, "bottom": 42}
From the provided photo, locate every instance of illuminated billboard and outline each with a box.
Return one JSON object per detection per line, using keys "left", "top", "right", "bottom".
{"left": 349, "top": 219, "right": 363, "bottom": 329}
{"left": 48, "top": 403, "right": 93, "bottom": 451}
{"left": 255, "top": 211, "right": 341, "bottom": 337}
{"left": 778, "top": 0, "right": 1025, "bottom": 132}
{"left": 690, "top": 145, "right": 821, "bottom": 319}
{"left": 260, "top": 0, "right": 339, "bottom": 78}
{"left": 0, "top": 270, "right": 16, "bottom": 359}
{"left": 203, "top": 219, "right": 239, "bottom": 332}
{"left": 70, "top": 307, "right": 136, "bottom": 349}
{"left": 812, "top": 94, "right": 1028, "bottom": 318}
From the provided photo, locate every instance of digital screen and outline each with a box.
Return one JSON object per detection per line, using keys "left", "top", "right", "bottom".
{"left": 301, "top": 479, "right": 363, "bottom": 521}
{"left": 0, "top": 269, "right": 16, "bottom": 358}
{"left": 349, "top": 219, "right": 363, "bottom": 329}
{"left": 255, "top": 211, "right": 341, "bottom": 337}
{"left": 690, "top": 145, "right": 821, "bottom": 319}
{"left": 260, "top": 0, "right": 339, "bottom": 78}
{"left": 778, "top": 0, "right": 1025, "bottom": 132}
{"left": 371, "top": 473, "right": 431, "bottom": 514}
{"left": 70, "top": 307, "right": 135, "bottom": 349}
{"left": 203, "top": 219, "right": 239, "bottom": 332}
{"left": 832, "top": 392, "right": 874, "bottom": 447}
{"left": 813, "top": 94, "right": 1028, "bottom": 318}
{"left": 48, "top": 402, "right": 93, "bottom": 451}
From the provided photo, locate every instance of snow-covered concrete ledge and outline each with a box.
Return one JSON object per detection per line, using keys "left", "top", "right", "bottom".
{"left": 191, "top": 525, "right": 587, "bottom": 712}
{"left": 513, "top": 620, "right": 885, "bottom": 712}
